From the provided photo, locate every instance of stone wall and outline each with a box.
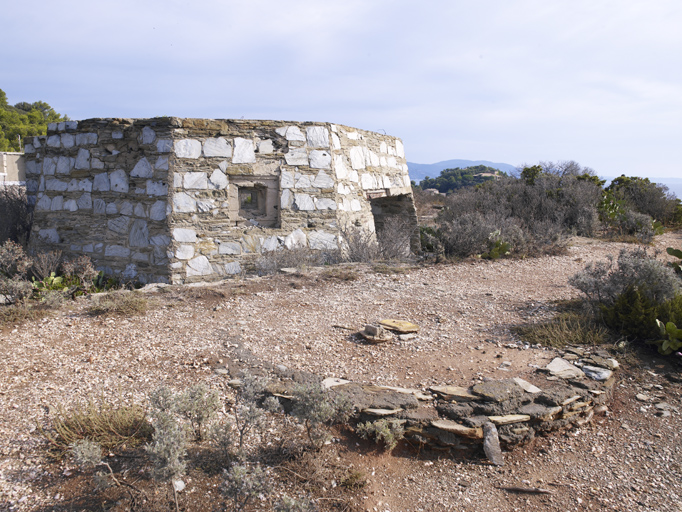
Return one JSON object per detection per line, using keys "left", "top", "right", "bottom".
{"left": 24, "top": 118, "right": 417, "bottom": 284}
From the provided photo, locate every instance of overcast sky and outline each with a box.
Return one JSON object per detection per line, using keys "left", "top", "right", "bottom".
{"left": 2, "top": 0, "right": 681, "bottom": 178}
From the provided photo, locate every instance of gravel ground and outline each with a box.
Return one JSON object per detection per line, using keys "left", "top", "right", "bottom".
{"left": 1, "top": 232, "right": 681, "bottom": 511}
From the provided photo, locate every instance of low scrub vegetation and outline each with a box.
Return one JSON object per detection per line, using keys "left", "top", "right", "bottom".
{"left": 417, "top": 161, "right": 682, "bottom": 260}
{"left": 40, "top": 373, "right": 357, "bottom": 511}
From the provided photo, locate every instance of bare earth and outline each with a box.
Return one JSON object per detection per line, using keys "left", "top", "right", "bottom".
{"left": 1, "top": 232, "right": 681, "bottom": 511}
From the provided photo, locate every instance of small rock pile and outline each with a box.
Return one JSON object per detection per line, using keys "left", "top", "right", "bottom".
{"left": 260, "top": 345, "right": 620, "bottom": 464}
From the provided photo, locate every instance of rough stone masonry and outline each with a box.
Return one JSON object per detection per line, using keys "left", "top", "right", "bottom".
{"left": 23, "top": 118, "right": 418, "bottom": 284}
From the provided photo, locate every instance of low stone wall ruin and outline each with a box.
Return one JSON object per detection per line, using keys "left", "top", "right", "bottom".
{"left": 24, "top": 118, "right": 417, "bottom": 284}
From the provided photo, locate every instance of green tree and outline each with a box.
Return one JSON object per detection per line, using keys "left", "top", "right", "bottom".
{"left": 420, "top": 165, "right": 503, "bottom": 193}
{"left": 0, "top": 88, "right": 68, "bottom": 152}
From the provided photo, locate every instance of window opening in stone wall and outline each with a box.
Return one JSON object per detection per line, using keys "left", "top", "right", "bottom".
{"left": 229, "top": 176, "right": 280, "bottom": 228}
{"left": 239, "top": 186, "right": 265, "bottom": 215}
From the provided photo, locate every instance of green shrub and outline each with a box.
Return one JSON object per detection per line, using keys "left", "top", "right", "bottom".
{"left": 222, "top": 464, "right": 271, "bottom": 512}
{"left": 652, "top": 320, "right": 682, "bottom": 355}
{"left": 668, "top": 245, "right": 682, "bottom": 275}
{"left": 356, "top": 419, "right": 405, "bottom": 451}
{"left": 176, "top": 383, "right": 221, "bottom": 441}
{"left": 276, "top": 495, "right": 317, "bottom": 512}
{"left": 0, "top": 185, "right": 32, "bottom": 246}
{"left": 290, "top": 383, "right": 353, "bottom": 450}
{"left": 601, "top": 291, "right": 682, "bottom": 341}
{"left": 569, "top": 248, "right": 680, "bottom": 309}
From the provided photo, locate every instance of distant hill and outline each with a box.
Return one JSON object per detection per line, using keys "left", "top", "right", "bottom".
{"left": 407, "top": 159, "right": 517, "bottom": 183}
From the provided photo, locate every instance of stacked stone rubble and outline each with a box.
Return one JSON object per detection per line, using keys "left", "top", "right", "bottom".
{"left": 24, "top": 118, "right": 417, "bottom": 284}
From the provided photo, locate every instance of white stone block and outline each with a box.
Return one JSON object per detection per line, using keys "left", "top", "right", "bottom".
{"left": 262, "top": 236, "right": 279, "bottom": 252}
{"left": 108, "top": 216, "right": 131, "bottom": 234}
{"left": 174, "top": 139, "right": 202, "bottom": 159}
{"left": 315, "top": 198, "right": 337, "bottom": 210}
{"left": 387, "top": 156, "right": 397, "bottom": 168}
{"left": 46, "top": 179, "right": 68, "bottom": 191}
{"left": 361, "top": 173, "right": 375, "bottom": 190}
{"left": 282, "top": 126, "right": 305, "bottom": 142}
{"left": 383, "top": 175, "right": 392, "bottom": 188}
{"left": 395, "top": 139, "right": 405, "bottom": 158}
{"left": 281, "top": 189, "right": 293, "bottom": 209}
{"left": 141, "top": 126, "right": 156, "bottom": 144}
{"left": 209, "top": 169, "right": 228, "bottom": 189}
{"left": 218, "top": 242, "right": 241, "bottom": 255}
{"left": 403, "top": 175, "right": 411, "bottom": 187}
{"left": 257, "top": 140, "right": 274, "bottom": 154}
{"left": 38, "top": 228, "right": 60, "bottom": 243}
{"left": 63, "top": 199, "right": 78, "bottom": 212}
{"left": 172, "top": 192, "right": 196, "bottom": 212}
{"left": 47, "top": 135, "right": 61, "bottom": 147}
{"left": 333, "top": 155, "right": 348, "bottom": 180}
{"left": 347, "top": 131, "right": 359, "bottom": 140}
{"left": 105, "top": 202, "right": 118, "bottom": 215}
{"left": 173, "top": 227, "right": 197, "bottom": 242}
{"left": 380, "top": 141, "right": 388, "bottom": 153}
{"left": 33, "top": 137, "right": 42, "bottom": 147}
{"left": 76, "top": 133, "right": 98, "bottom": 145}
{"left": 43, "top": 157, "right": 56, "bottom": 175}
{"left": 105, "top": 245, "right": 131, "bottom": 258}
{"left": 233, "top": 138, "right": 256, "bottom": 163}
{"left": 310, "top": 150, "right": 331, "bottom": 169}
{"left": 132, "top": 252, "right": 148, "bottom": 263}
{"left": 92, "top": 158, "right": 104, "bottom": 169}
{"left": 294, "top": 193, "right": 315, "bottom": 211}
{"left": 93, "top": 199, "right": 106, "bottom": 214}
{"left": 157, "top": 139, "right": 173, "bottom": 152}
{"left": 155, "top": 156, "right": 169, "bottom": 170}
{"left": 203, "top": 137, "right": 232, "bottom": 157}
{"left": 337, "top": 183, "right": 351, "bottom": 195}
{"left": 313, "top": 171, "right": 334, "bottom": 189}
{"left": 369, "top": 151, "right": 380, "bottom": 167}
{"left": 285, "top": 148, "right": 308, "bottom": 166}
{"left": 110, "top": 170, "right": 129, "bottom": 193}
{"left": 151, "top": 235, "right": 171, "bottom": 246}
{"left": 120, "top": 201, "right": 133, "bottom": 216}
{"left": 47, "top": 123, "right": 57, "bottom": 131}
{"left": 349, "top": 146, "right": 365, "bottom": 169}
{"left": 184, "top": 172, "right": 208, "bottom": 189}
{"left": 294, "top": 174, "right": 312, "bottom": 189}
{"left": 37, "top": 195, "right": 52, "bottom": 211}
{"left": 331, "top": 133, "right": 341, "bottom": 150}
{"left": 224, "top": 261, "right": 241, "bottom": 274}
{"left": 186, "top": 256, "right": 214, "bottom": 276}
{"left": 75, "top": 148, "right": 90, "bottom": 169}
{"left": 306, "top": 126, "right": 329, "bottom": 148}
{"left": 350, "top": 199, "right": 362, "bottom": 211}
{"left": 173, "top": 173, "right": 183, "bottom": 188}
{"left": 56, "top": 156, "right": 73, "bottom": 174}
{"left": 196, "top": 199, "right": 215, "bottom": 212}
{"left": 83, "top": 244, "right": 94, "bottom": 253}
{"left": 149, "top": 201, "right": 167, "bottom": 221}
{"left": 308, "top": 230, "right": 338, "bottom": 250}
{"left": 280, "top": 170, "right": 295, "bottom": 188}
{"left": 175, "top": 245, "right": 194, "bottom": 260}
{"left": 112, "top": 130, "right": 123, "bottom": 139}
{"left": 50, "top": 196, "right": 64, "bottom": 210}
{"left": 61, "top": 134, "right": 75, "bottom": 148}
{"left": 131, "top": 157, "right": 153, "bottom": 178}
{"left": 350, "top": 170, "right": 359, "bottom": 183}
{"left": 284, "top": 229, "right": 307, "bottom": 249}
{"left": 129, "top": 220, "right": 149, "bottom": 247}
{"left": 134, "top": 203, "right": 146, "bottom": 217}
{"left": 380, "top": 156, "right": 387, "bottom": 167}
{"left": 77, "top": 193, "right": 92, "bottom": 210}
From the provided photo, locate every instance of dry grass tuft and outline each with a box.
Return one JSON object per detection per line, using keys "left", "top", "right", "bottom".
{"left": 41, "top": 400, "right": 153, "bottom": 457}
{"left": 512, "top": 311, "right": 611, "bottom": 348}
{"left": 87, "top": 292, "right": 149, "bottom": 316}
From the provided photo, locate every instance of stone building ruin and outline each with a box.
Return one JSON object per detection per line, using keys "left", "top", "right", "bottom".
{"left": 23, "top": 118, "right": 417, "bottom": 284}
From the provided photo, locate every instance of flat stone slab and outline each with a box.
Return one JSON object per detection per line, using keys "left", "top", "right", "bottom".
{"left": 430, "top": 385, "right": 478, "bottom": 402}
{"left": 545, "top": 358, "right": 585, "bottom": 379}
{"left": 363, "top": 408, "right": 403, "bottom": 416}
{"left": 582, "top": 365, "right": 613, "bottom": 381}
{"left": 518, "top": 403, "right": 563, "bottom": 421}
{"left": 487, "top": 414, "right": 531, "bottom": 425}
{"left": 471, "top": 379, "right": 524, "bottom": 402}
{"left": 379, "top": 319, "right": 419, "bottom": 333}
{"left": 375, "top": 385, "right": 433, "bottom": 401}
{"left": 321, "top": 377, "right": 351, "bottom": 389}
{"left": 431, "top": 419, "right": 483, "bottom": 439}
{"left": 513, "top": 377, "right": 541, "bottom": 394}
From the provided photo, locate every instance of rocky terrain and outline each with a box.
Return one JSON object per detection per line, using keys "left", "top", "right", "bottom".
{"left": 0, "top": 232, "right": 681, "bottom": 511}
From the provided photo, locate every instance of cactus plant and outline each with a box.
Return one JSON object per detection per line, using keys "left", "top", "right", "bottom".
{"left": 653, "top": 319, "right": 682, "bottom": 355}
